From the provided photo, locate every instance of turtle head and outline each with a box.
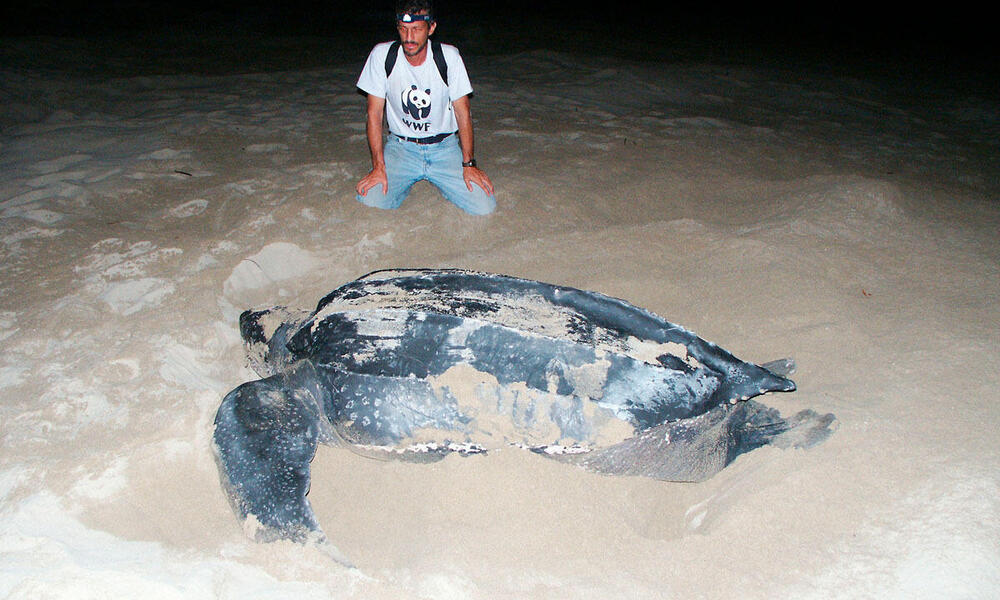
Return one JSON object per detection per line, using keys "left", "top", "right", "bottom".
{"left": 239, "top": 307, "right": 312, "bottom": 377}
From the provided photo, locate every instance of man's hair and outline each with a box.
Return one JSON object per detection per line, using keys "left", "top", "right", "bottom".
{"left": 395, "top": 0, "right": 434, "bottom": 20}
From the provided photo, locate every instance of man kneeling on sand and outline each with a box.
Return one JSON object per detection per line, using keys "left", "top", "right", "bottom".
{"left": 354, "top": 0, "right": 496, "bottom": 215}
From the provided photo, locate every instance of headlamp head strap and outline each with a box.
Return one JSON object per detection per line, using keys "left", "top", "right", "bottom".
{"left": 397, "top": 12, "right": 434, "bottom": 23}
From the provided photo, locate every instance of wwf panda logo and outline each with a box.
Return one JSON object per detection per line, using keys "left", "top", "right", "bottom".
{"left": 401, "top": 85, "right": 432, "bottom": 120}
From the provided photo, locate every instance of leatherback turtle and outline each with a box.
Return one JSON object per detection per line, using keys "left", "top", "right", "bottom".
{"left": 213, "top": 268, "right": 834, "bottom": 551}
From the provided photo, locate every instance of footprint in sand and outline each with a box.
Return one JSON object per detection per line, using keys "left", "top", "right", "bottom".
{"left": 169, "top": 199, "right": 208, "bottom": 218}
{"left": 29, "top": 153, "right": 92, "bottom": 175}
{"left": 2, "top": 226, "right": 64, "bottom": 252}
{"left": 0, "top": 311, "right": 19, "bottom": 344}
{"left": 97, "top": 278, "right": 176, "bottom": 316}
{"left": 244, "top": 143, "right": 289, "bottom": 153}
{"left": 92, "top": 358, "right": 142, "bottom": 384}
{"left": 76, "top": 239, "right": 183, "bottom": 315}
{"left": 0, "top": 364, "right": 28, "bottom": 389}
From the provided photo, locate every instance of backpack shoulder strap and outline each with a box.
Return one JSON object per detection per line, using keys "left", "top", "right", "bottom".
{"left": 430, "top": 39, "right": 449, "bottom": 87}
{"left": 384, "top": 41, "right": 401, "bottom": 77}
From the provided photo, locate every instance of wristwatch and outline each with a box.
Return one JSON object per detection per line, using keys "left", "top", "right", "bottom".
{"left": 462, "top": 158, "right": 477, "bottom": 168}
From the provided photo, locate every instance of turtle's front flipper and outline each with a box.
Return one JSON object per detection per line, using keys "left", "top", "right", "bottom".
{"left": 213, "top": 363, "right": 350, "bottom": 564}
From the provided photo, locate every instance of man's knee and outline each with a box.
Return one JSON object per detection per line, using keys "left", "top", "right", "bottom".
{"left": 464, "top": 193, "right": 496, "bottom": 215}
{"left": 356, "top": 184, "right": 404, "bottom": 210}
{"left": 439, "top": 183, "right": 496, "bottom": 215}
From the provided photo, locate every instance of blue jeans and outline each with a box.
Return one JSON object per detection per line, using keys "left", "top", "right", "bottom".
{"left": 356, "top": 134, "right": 496, "bottom": 215}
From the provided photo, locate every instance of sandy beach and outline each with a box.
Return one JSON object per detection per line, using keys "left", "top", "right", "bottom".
{"left": 1, "top": 10, "right": 998, "bottom": 598}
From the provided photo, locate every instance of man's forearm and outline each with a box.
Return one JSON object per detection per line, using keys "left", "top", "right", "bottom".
{"left": 367, "top": 114, "right": 385, "bottom": 169}
{"left": 365, "top": 95, "right": 387, "bottom": 169}
{"left": 457, "top": 124, "right": 474, "bottom": 163}
{"left": 355, "top": 95, "right": 389, "bottom": 196}
{"left": 453, "top": 95, "right": 475, "bottom": 162}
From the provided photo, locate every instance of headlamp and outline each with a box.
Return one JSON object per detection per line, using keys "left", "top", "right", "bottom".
{"left": 397, "top": 13, "right": 433, "bottom": 23}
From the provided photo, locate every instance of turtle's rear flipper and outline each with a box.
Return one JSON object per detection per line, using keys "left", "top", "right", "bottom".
{"left": 767, "top": 409, "right": 837, "bottom": 450}
{"left": 760, "top": 357, "right": 796, "bottom": 378}
{"left": 212, "top": 364, "right": 352, "bottom": 566}
{"left": 559, "top": 401, "right": 835, "bottom": 482}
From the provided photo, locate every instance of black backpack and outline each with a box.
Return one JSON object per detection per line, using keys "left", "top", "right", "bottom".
{"left": 384, "top": 39, "right": 449, "bottom": 86}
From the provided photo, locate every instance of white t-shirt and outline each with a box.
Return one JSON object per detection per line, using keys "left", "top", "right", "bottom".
{"left": 356, "top": 41, "right": 473, "bottom": 139}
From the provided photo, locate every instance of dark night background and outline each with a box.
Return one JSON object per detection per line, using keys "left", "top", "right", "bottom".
{"left": 1, "top": 0, "right": 996, "bottom": 95}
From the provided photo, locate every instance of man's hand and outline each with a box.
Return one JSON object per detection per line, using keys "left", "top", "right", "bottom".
{"left": 357, "top": 166, "right": 387, "bottom": 196}
{"left": 463, "top": 165, "right": 494, "bottom": 196}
